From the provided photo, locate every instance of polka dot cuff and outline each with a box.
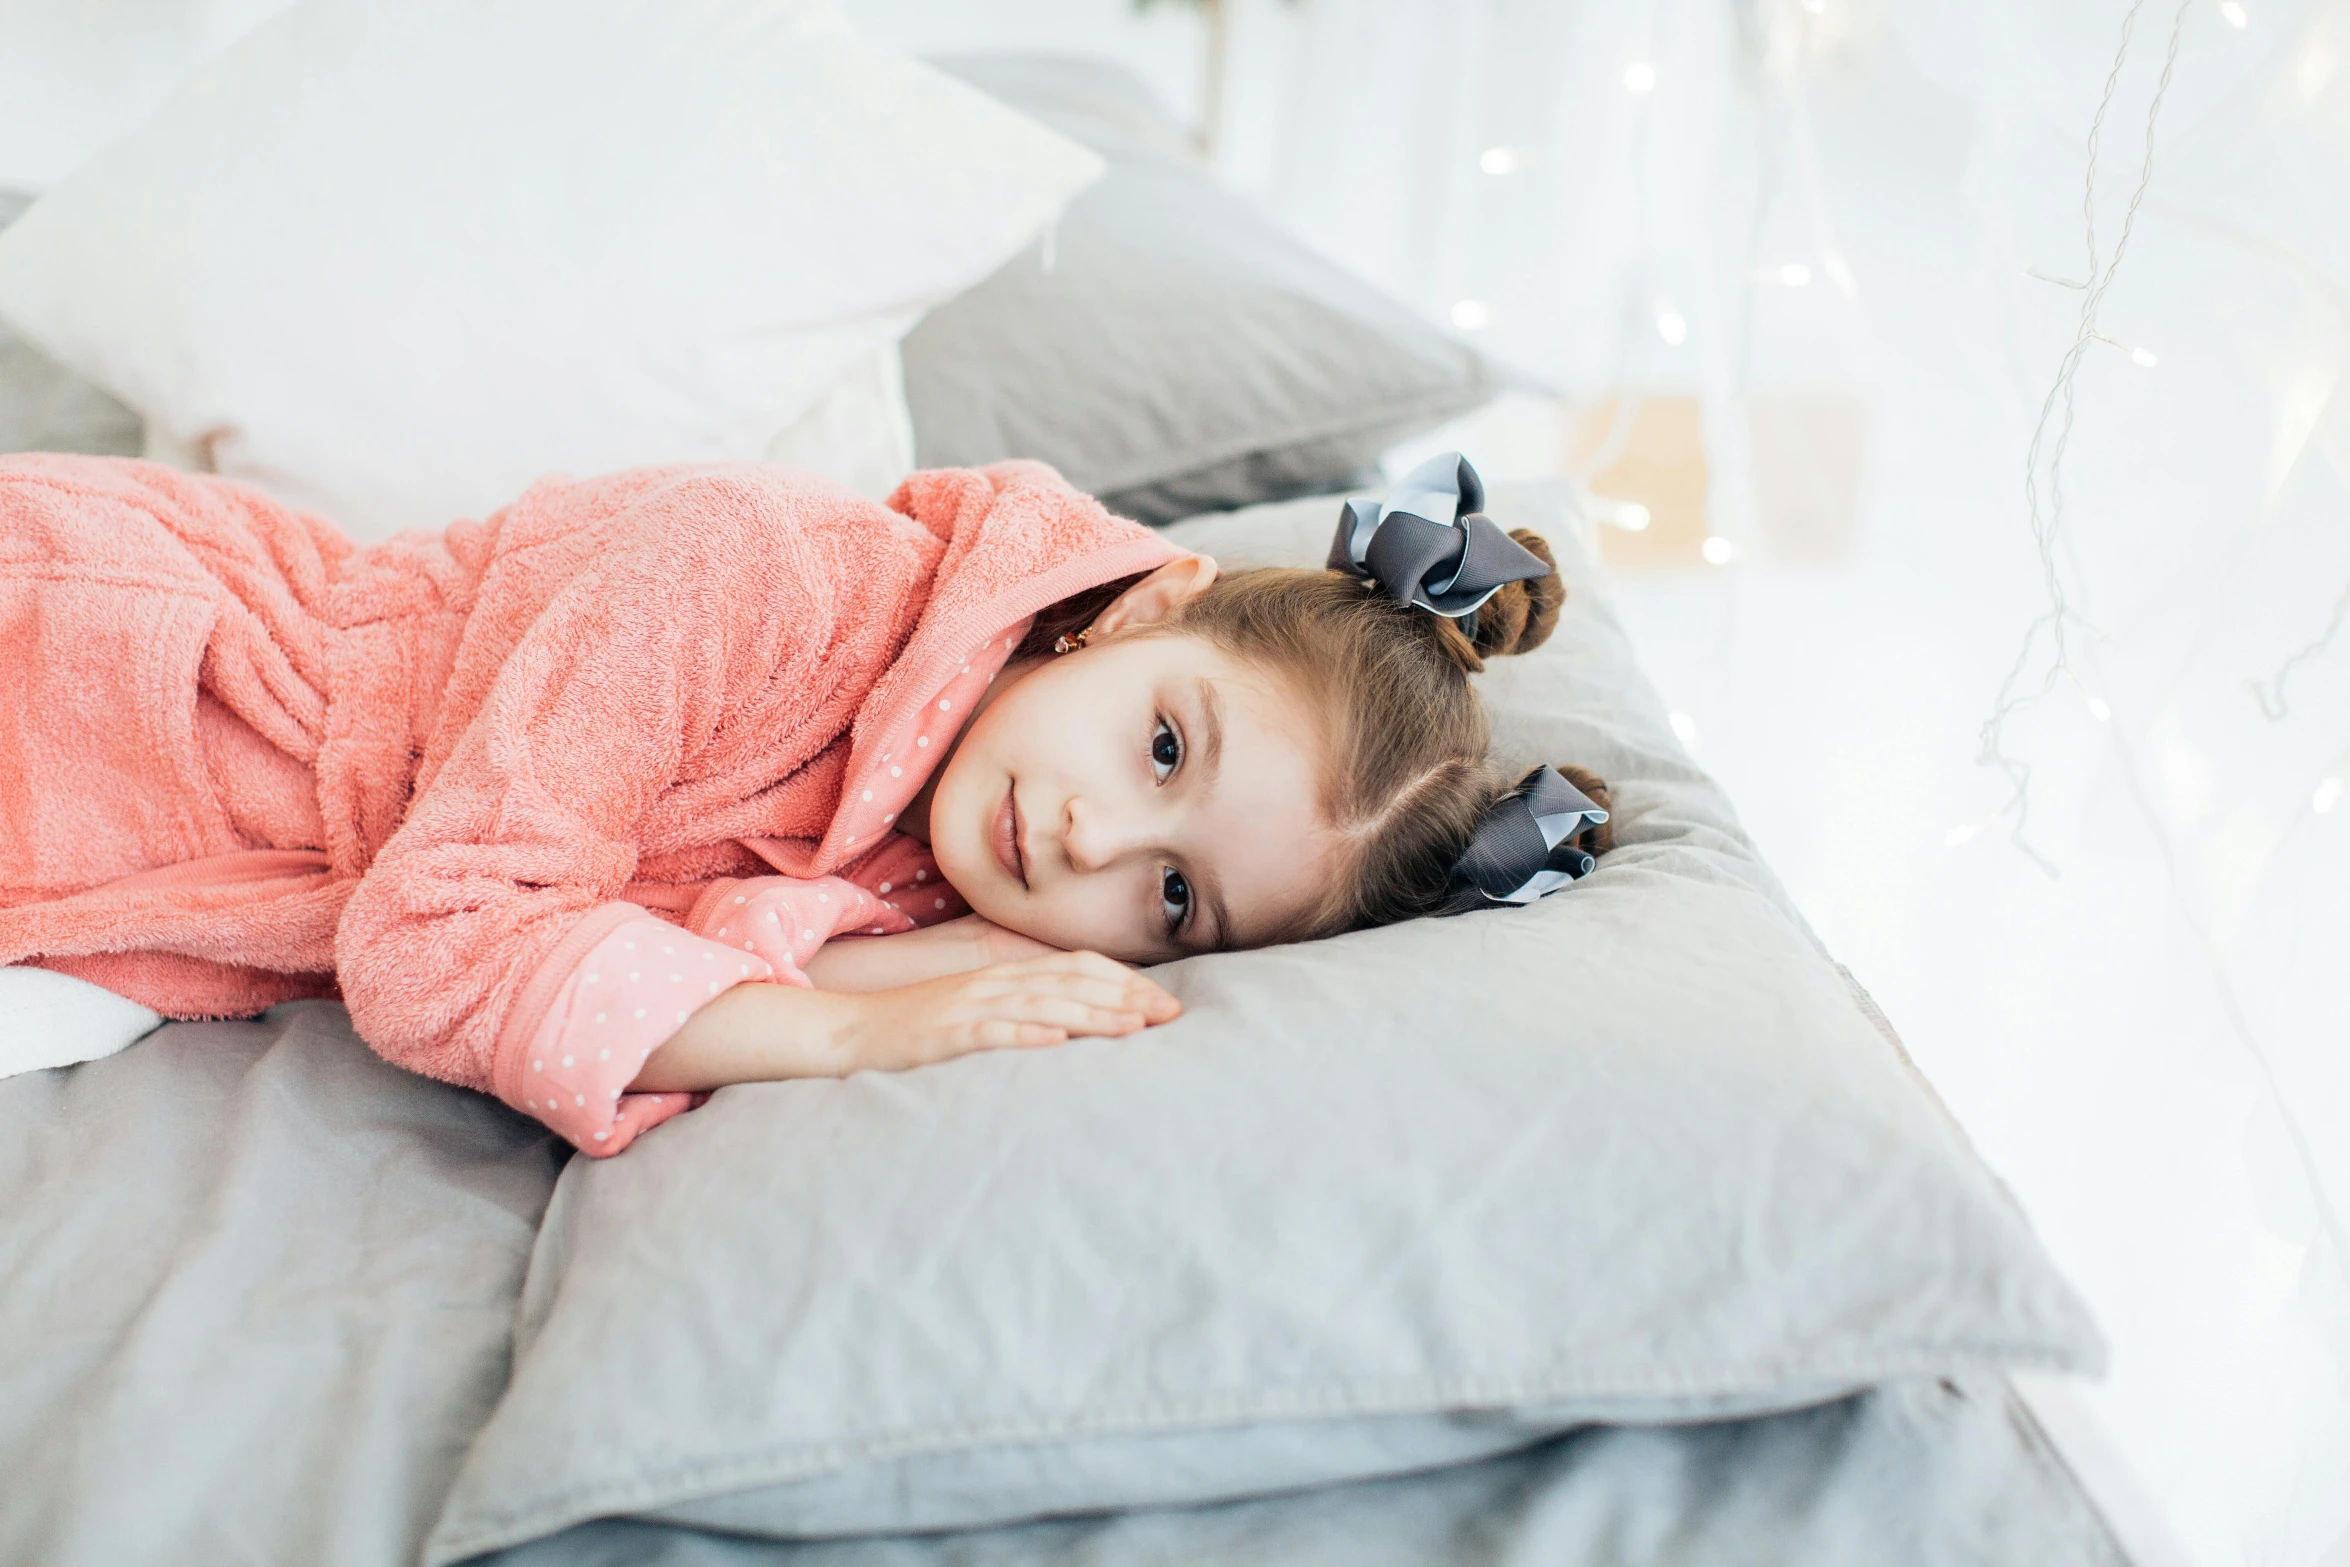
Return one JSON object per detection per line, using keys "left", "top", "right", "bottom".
{"left": 518, "top": 868, "right": 952, "bottom": 1156}
{"left": 689, "top": 874, "right": 914, "bottom": 960}
{"left": 513, "top": 915, "right": 761, "bottom": 1155}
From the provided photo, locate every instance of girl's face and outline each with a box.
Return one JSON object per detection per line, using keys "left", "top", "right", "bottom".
{"left": 914, "top": 586, "right": 1343, "bottom": 964}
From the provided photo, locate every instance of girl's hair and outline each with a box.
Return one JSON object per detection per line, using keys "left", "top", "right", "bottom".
{"left": 1023, "top": 532, "right": 1614, "bottom": 944}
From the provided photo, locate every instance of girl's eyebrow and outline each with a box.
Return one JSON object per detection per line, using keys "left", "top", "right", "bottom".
{"left": 1191, "top": 677, "right": 1226, "bottom": 781}
{"left": 1184, "top": 678, "right": 1231, "bottom": 950}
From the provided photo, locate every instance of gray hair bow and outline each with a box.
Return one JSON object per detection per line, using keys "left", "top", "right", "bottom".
{"left": 1327, "top": 451, "right": 1550, "bottom": 617}
{"left": 1451, "top": 766, "right": 1610, "bottom": 906}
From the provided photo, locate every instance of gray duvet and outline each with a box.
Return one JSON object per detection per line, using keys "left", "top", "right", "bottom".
{"left": 0, "top": 1005, "right": 2129, "bottom": 1566}
{"left": 487, "top": 1377, "right": 2119, "bottom": 1567}
{"left": 0, "top": 1004, "right": 558, "bottom": 1566}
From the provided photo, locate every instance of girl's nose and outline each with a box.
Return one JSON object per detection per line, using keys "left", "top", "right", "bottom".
{"left": 1061, "top": 795, "right": 1147, "bottom": 872}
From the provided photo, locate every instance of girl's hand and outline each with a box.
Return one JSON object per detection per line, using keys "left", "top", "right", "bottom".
{"left": 828, "top": 950, "right": 1181, "bottom": 1074}
{"left": 631, "top": 951, "right": 1181, "bottom": 1092}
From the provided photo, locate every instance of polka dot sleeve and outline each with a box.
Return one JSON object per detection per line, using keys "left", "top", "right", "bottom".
{"left": 509, "top": 915, "right": 761, "bottom": 1155}
{"left": 685, "top": 872, "right": 918, "bottom": 954}
{"left": 512, "top": 873, "right": 928, "bottom": 1156}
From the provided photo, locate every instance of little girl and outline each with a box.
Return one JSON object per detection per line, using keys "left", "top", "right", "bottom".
{"left": 0, "top": 450, "right": 1609, "bottom": 1153}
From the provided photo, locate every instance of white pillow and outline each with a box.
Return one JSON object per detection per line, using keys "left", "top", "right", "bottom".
{"left": 0, "top": 1, "right": 299, "bottom": 192}
{"left": 758, "top": 343, "right": 916, "bottom": 503}
{"left": 0, "top": 0, "right": 1099, "bottom": 538}
{"left": 138, "top": 342, "right": 921, "bottom": 509}
{"left": 0, "top": 965, "right": 163, "bottom": 1079}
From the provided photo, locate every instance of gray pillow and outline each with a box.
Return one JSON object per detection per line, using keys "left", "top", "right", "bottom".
{"left": 422, "top": 482, "right": 2101, "bottom": 1564}
{"left": 900, "top": 56, "right": 1503, "bottom": 524}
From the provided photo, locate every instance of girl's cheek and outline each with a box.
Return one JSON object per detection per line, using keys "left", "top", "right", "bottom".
{"left": 1035, "top": 889, "right": 1114, "bottom": 956}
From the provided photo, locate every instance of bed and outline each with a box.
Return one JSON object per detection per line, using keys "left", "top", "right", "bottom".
{"left": 0, "top": 14, "right": 2143, "bottom": 1565}
{"left": 0, "top": 479, "right": 2136, "bottom": 1567}
{"left": 0, "top": 997, "right": 2119, "bottom": 1564}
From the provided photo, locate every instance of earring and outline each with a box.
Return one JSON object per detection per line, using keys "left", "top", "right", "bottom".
{"left": 1052, "top": 628, "right": 1091, "bottom": 655}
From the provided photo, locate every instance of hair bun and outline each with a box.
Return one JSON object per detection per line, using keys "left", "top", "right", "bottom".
{"left": 1468, "top": 529, "right": 1564, "bottom": 661}
{"left": 1420, "top": 528, "right": 1564, "bottom": 673}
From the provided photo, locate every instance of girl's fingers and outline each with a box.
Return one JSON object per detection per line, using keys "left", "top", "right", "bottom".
{"left": 1132, "top": 984, "right": 1181, "bottom": 1022}
{"left": 1004, "top": 996, "right": 1148, "bottom": 1037}
{"left": 973, "top": 1019, "right": 1068, "bottom": 1051}
{"left": 989, "top": 955, "right": 1182, "bottom": 1020}
{"left": 951, "top": 984, "right": 1145, "bottom": 1036}
{"left": 1060, "top": 955, "right": 1182, "bottom": 1019}
{"left": 982, "top": 971, "right": 1164, "bottom": 1018}
{"left": 891, "top": 953, "right": 1183, "bottom": 1068}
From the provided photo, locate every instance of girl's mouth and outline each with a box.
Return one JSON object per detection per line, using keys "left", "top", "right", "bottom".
{"left": 992, "top": 782, "right": 1028, "bottom": 888}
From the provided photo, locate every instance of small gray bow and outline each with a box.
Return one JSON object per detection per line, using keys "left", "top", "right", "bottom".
{"left": 1327, "top": 451, "right": 1550, "bottom": 618}
{"left": 1451, "top": 766, "right": 1610, "bottom": 906}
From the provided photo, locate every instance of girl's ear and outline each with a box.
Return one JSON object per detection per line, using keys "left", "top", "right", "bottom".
{"left": 1088, "top": 554, "right": 1219, "bottom": 636}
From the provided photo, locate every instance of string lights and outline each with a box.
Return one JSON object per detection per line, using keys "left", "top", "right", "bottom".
{"left": 2092, "top": 331, "right": 2162, "bottom": 366}
{"left": 1974, "top": 0, "right": 2192, "bottom": 874}
{"left": 1956, "top": 0, "right": 2350, "bottom": 1378}
{"left": 2247, "top": 573, "right": 2350, "bottom": 720}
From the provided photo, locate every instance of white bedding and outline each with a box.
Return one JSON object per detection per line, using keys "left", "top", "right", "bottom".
{"left": 0, "top": 964, "right": 161, "bottom": 1078}
{"left": 0, "top": 0, "right": 1099, "bottom": 539}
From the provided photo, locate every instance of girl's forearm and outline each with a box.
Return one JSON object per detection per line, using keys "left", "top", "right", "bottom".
{"left": 802, "top": 915, "right": 1060, "bottom": 993}
{"left": 800, "top": 921, "right": 987, "bottom": 993}
{"left": 628, "top": 981, "right": 853, "bottom": 1092}
{"left": 632, "top": 920, "right": 1081, "bottom": 1093}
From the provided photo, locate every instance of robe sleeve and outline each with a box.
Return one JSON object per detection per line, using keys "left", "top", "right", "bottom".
{"left": 509, "top": 872, "right": 912, "bottom": 1154}
{"left": 333, "top": 495, "right": 879, "bottom": 1143}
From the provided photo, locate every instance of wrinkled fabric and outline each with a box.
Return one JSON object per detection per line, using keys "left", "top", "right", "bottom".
{"left": 476, "top": 1379, "right": 2130, "bottom": 1567}
{"left": 0, "top": 1003, "right": 561, "bottom": 1567}
{"left": 0, "top": 1010, "right": 2128, "bottom": 1567}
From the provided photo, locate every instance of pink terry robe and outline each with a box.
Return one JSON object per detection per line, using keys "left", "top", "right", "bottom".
{"left": 0, "top": 455, "right": 1182, "bottom": 1152}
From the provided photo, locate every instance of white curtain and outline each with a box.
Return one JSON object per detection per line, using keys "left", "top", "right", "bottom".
{"left": 1234, "top": 0, "right": 1762, "bottom": 390}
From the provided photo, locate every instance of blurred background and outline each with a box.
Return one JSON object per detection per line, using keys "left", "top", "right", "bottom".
{"left": 4, "top": 2, "right": 2345, "bottom": 1562}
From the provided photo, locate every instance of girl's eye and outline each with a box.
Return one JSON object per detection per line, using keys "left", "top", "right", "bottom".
{"left": 1161, "top": 866, "right": 1193, "bottom": 933}
{"left": 1150, "top": 717, "right": 1183, "bottom": 783}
